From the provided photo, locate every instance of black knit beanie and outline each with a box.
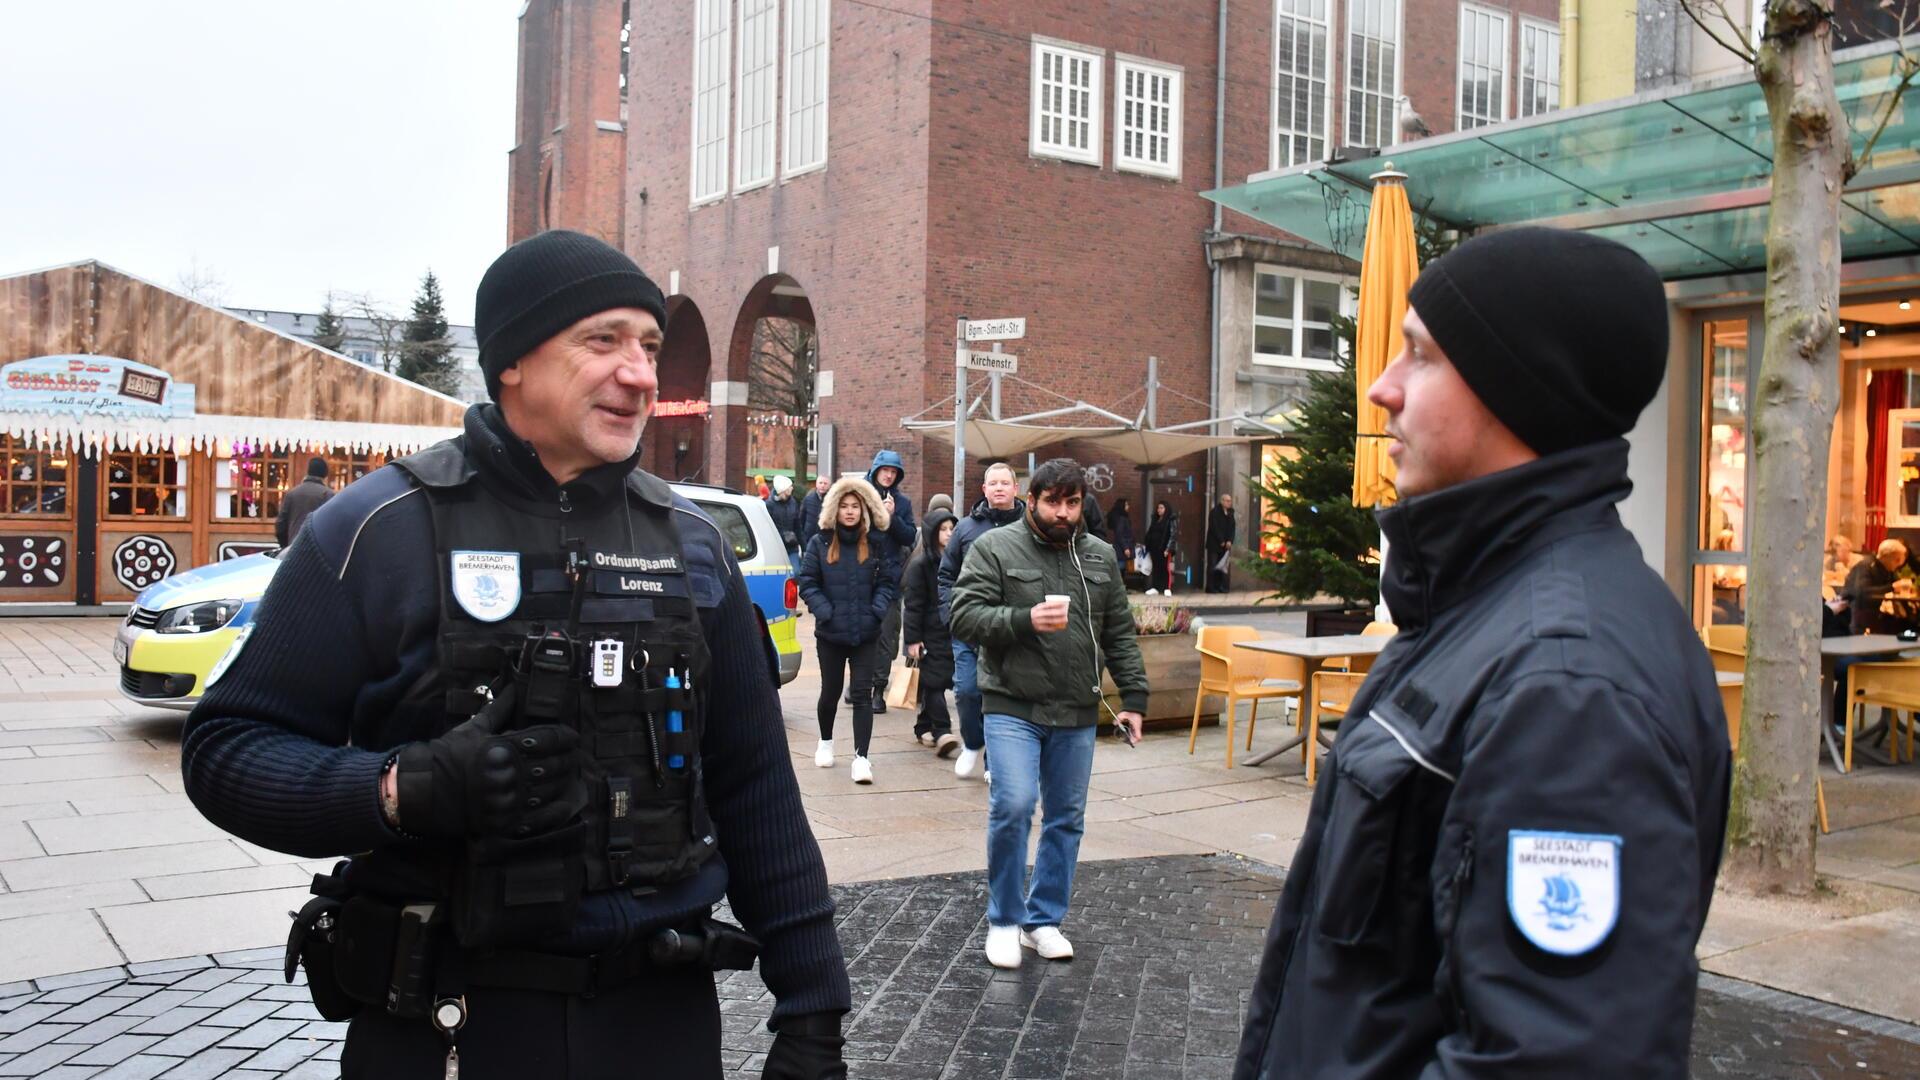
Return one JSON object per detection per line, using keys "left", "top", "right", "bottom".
{"left": 1406, "top": 227, "right": 1668, "bottom": 456}
{"left": 474, "top": 230, "right": 670, "bottom": 400}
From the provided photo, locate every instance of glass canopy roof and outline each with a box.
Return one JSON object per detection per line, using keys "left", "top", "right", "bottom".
{"left": 1203, "top": 41, "right": 1920, "bottom": 278}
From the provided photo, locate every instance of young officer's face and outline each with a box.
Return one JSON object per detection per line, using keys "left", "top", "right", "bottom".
{"left": 499, "top": 307, "right": 662, "bottom": 481}
{"left": 1367, "top": 308, "right": 1533, "bottom": 498}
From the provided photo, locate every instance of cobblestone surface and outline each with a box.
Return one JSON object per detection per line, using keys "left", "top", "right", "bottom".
{"left": 0, "top": 855, "right": 1917, "bottom": 1078}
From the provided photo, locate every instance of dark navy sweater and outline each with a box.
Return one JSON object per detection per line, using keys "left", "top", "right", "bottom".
{"left": 179, "top": 405, "right": 849, "bottom": 1020}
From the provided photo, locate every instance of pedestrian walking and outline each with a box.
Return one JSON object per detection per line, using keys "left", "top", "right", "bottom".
{"left": 765, "top": 474, "right": 805, "bottom": 565}
{"left": 1143, "top": 500, "right": 1178, "bottom": 594}
{"left": 181, "top": 229, "right": 850, "bottom": 1080}
{"left": 1205, "top": 494, "right": 1236, "bottom": 593}
{"left": 1108, "top": 498, "right": 1135, "bottom": 563}
{"left": 937, "top": 462, "right": 1025, "bottom": 780}
{"left": 797, "top": 476, "right": 898, "bottom": 785}
{"left": 1232, "top": 227, "right": 1730, "bottom": 1079}
{"left": 863, "top": 450, "right": 918, "bottom": 712}
{"left": 901, "top": 507, "right": 960, "bottom": 757}
{"left": 949, "top": 457, "right": 1147, "bottom": 970}
{"left": 798, "top": 474, "right": 830, "bottom": 553}
{"left": 275, "top": 456, "right": 335, "bottom": 547}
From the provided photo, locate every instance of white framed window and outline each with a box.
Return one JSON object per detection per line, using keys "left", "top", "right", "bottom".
{"left": 1031, "top": 39, "right": 1103, "bottom": 165}
{"left": 785, "top": 0, "right": 830, "bottom": 177}
{"left": 1519, "top": 20, "right": 1561, "bottom": 117}
{"left": 1115, "top": 57, "right": 1181, "bottom": 178}
{"left": 1345, "top": 0, "right": 1400, "bottom": 149}
{"left": 1457, "top": 4, "right": 1510, "bottom": 129}
{"left": 690, "top": 0, "right": 730, "bottom": 205}
{"left": 735, "top": 0, "right": 778, "bottom": 190}
{"left": 1272, "top": 0, "right": 1332, "bottom": 169}
{"left": 1252, "top": 266, "right": 1353, "bottom": 372}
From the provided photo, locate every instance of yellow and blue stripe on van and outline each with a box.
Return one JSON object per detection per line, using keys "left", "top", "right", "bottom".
{"left": 742, "top": 560, "right": 803, "bottom": 684}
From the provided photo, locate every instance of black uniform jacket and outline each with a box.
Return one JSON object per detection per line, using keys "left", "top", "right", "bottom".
{"left": 1233, "top": 440, "right": 1731, "bottom": 1079}
{"left": 181, "top": 405, "right": 849, "bottom": 1021}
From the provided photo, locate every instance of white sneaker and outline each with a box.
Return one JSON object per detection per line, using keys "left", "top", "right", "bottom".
{"left": 985, "top": 925, "right": 1022, "bottom": 969}
{"left": 1146, "top": 588, "right": 1160, "bottom": 596}
{"left": 1020, "top": 926, "right": 1074, "bottom": 960}
{"left": 814, "top": 740, "right": 834, "bottom": 768}
{"left": 917, "top": 732, "right": 935, "bottom": 748}
{"left": 851, "top": 755, "right": 873, "bottom": 784}
{"left": 983, "top": 769, "right": 991, "bottom": 785}
{"left": 954, "top": 748, "right": 982, "bottom": 779}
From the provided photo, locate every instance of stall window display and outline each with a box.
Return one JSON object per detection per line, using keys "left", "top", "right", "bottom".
{"left": 1696, "top": 320, "right": 1749, "bottom": 628}
{"left": 103, "top": 451, "right": 188, "bottom": 519}
{"left": 1, "top": 436, "right": 68, "bottom": 517}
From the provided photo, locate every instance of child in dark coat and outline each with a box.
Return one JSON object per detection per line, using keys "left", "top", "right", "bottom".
{"left": 902, "top": 508, "right": 960, "bottom": 757}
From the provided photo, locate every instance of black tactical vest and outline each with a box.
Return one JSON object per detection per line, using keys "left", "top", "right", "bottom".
{"left": 357, "top": 441, "right": 719, "bottom": 945}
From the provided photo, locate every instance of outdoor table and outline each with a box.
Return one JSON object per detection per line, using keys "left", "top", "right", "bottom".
{"left": 1820, "top": 635, "right": 1920, "bottom": 772}
{"left": 1232, "top": 635, "right": 1393, "bottom": 768}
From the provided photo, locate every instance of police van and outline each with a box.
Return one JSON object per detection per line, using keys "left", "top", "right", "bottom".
{"left": 113, "top": 481, "right": 803, "bottom": 709}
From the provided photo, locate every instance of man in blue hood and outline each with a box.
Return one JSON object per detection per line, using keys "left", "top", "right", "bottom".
{"left": 862, "top": 449, "right": 918, "bottom": 711}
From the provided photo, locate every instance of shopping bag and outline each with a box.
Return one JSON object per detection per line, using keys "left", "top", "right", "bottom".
{"left": 1213, "top": 550, "right": 1231, "bottom": 574}
{"left": 884, "top": 657, "right": 921, "bottom": 710}
{"left": 1133, "top": 550, "right": 1152, "bottom": 576}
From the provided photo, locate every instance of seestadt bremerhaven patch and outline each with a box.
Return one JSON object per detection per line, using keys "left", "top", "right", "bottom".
{"left": 1507, "top": 830, "right": 1621, "bottom": 956}
{"left": 451, "top": 551, "right": 521, "bottom": 622}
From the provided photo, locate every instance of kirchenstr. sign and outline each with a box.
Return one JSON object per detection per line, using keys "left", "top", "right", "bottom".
{"left": 0, "top": 356, "right": 197, "bottom": 418}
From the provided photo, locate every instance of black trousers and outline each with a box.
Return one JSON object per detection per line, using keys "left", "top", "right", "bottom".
{"left": 817, "top": 637, "right": 876, "bottom": 755}
{"left": 341, "top": 966, "right": 722, "bottom": 1080}
{"left": 915, "top": 677, "right": 952, "bottom": 737}
{"left": 1149, "top": 551, "right": 1174, "bottom": 592}
{"left": 873, "top": 595, "right": 903, "bottom": 689}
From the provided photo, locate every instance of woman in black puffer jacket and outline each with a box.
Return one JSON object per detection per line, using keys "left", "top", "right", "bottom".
{"left": 797, "top": 475, "right": 897, "bottom": 784}
{"left": 901, "top": 507, "right": 959, "bottom": 758}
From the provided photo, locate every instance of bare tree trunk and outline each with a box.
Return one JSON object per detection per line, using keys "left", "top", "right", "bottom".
{"left": 1721, "top": 0, "right": 1845, "bottom": 894}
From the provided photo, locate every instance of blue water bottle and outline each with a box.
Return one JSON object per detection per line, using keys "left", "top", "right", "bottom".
{"left": 665, "top": 667, "right": 686, "bottom": 771}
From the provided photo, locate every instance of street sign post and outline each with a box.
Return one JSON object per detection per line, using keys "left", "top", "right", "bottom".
{"left": 963, "top": 350, "right": 1019, "bottom": 373}
{"left": 964, "top": 318, "right": 1026, "bottom": 342}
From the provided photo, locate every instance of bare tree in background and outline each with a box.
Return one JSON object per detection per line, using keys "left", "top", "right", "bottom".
{"left": 173, "top": 256, "right": 228, "bottom": 306}
{"left": 1676, "top": 0, "right": 1919, "bottom": 893}
{"left": 333, "top": 292, "right": 407, "bottom": 373}
{"left": 747, "top": 318, "right": 819, "bottom": 478}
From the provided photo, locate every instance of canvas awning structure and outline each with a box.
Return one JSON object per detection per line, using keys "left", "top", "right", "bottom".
{"left": 902, "top": 417, "right": 1123, "bottom": 459}
{"left": 1203, "top": 40, "right": 1920, "bottom": 278}
{"left": 1075, "top": 427, "right": 1260, "bottom": 466}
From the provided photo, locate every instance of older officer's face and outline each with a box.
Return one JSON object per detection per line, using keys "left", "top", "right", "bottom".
{"left": 499, "top": 307, "right": 662, "bottom": 484}
{"left": 1368, "top": 308, "right": 1535, "bottom": 499}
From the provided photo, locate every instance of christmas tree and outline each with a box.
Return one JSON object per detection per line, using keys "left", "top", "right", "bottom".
{"left": 395, "top": 271, "right": 458, "bottom": 396}
{"left": 312, "top": 296, "right": 347, "bottom": 353}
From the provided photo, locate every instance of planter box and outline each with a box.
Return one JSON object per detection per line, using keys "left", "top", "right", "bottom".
{"left": 1305, "top": 605, "right": 1374, "bottom": 637}
{"left": 1103, "top": 631, "right": 1216, "bottom": 732}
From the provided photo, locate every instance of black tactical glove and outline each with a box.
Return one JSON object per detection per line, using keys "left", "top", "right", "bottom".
{"left": 762, "top": 1013, "right": 848, "bottom": 1080}
{"left": 394, "top": 684, "right": 587, "bottom": 841}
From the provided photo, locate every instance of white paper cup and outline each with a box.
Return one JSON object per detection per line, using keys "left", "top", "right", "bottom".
{"left": 1045, "top": 594, "right": 1071, "bottom": 606}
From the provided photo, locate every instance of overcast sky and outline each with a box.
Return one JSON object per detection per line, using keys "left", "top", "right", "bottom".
{"left": 0, "top": 1, "right": 523, "bottom": 325}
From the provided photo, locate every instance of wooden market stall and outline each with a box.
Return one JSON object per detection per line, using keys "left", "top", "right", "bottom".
{"left": 0, "top": 260, "right": 465, "bottom": 606}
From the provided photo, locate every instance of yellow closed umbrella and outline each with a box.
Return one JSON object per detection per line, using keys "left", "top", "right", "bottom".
{"left": 1351, "top": 165, "right": 1419, "bottom": 508}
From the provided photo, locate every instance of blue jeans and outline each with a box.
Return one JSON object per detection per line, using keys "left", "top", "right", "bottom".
{"left": 953, "top": 640, "right": 984, "bottom": 750}
{"left": 984, "top": 714, "right": 1099, "bottom": 929}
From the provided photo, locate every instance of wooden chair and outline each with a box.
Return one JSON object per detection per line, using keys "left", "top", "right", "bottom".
{"left": 1705, "top": 624, "right": 1747, "bottom": 653}
{"left": 1302, "top": 621, "right": 1399, "bottom": 785}
{"left": 1190, "top": 625, "right": 1305, "bottom": 768}
{"left": 1844, "top": 659, "right": 1920, "bottom": 770}
{"left": 1720, "top": 669, "right": 1827, "bottom": 834}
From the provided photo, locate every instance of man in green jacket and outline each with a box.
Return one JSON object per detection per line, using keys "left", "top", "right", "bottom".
{"left": 949, "top": 457, "right": 1148, "bottom": 970}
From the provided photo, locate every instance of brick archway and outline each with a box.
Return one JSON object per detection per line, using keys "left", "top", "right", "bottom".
{"left": 650, "top": 294, "right": 711, "bottom": 482}
{"left": 714, "top": 275, "right": 817, "bottom": 491}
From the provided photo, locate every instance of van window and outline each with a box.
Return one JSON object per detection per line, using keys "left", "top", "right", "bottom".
{"left": 693, "top": 501, "right": 758, "bottom": 560}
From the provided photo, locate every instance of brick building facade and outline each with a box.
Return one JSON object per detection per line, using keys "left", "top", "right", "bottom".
{"left": 514, "top": 0, "right": 1560, "bottom": 585}
{"left": 508, "top": 0, "right": 630, "bottom": 246}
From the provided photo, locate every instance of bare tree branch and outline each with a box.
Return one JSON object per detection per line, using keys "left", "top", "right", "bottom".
{"left": 1849, "top": 24, "right": 1920, "bottom": 179}
{"left": 1679, "top": 0, "right": 1759, "bottom": 66}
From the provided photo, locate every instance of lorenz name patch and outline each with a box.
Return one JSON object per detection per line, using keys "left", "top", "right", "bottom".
{"left": 595, "top": 570, "right": 690, "bottom": 598}
{"left": 590, "top": 551, "right": 684, "bottom": 574}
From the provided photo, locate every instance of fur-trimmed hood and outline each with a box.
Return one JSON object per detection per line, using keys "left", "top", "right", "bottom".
{"left": 818, "top": 475, "right": 891, "bottom": 533}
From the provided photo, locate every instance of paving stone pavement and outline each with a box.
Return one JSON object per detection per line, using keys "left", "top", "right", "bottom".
{"left": 1, "top": 855, "right": 1918, "bottom": 1078}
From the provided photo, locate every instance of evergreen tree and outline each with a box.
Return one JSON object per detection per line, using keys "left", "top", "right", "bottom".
{"left": 395, "top": 271, "right": 458, "bottom": 395}
{"left": 1244, "top": 312, "right": 1381, "bottom": 605}
{"left": 312, "top": 297, "right": 348, "bottom": 354}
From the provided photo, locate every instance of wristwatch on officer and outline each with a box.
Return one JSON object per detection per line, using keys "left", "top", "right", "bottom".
{"left": 380, "top": 755, "right": 403, "bottom": 828}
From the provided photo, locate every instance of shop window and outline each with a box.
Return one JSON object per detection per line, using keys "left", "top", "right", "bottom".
{"left": 1701, "top": 321, "right": 1748, "bottom": 551}
{"left": 104, "top": 451, "right": 188, "bottom": 518}
{"left": 1884, "top": 408, "right": 1920, "bottom": 528}
{"left": 214, "top": 445, "right": 295, "bottom": 520}
{"left": 1253, "top": 267, "right": 1352, "bottom": 372}
{"left": 1258, "top": 444, "right": 1300, "bottom": 562}
{"left": 1, "top": 436, "right": 69, "bottom": 517}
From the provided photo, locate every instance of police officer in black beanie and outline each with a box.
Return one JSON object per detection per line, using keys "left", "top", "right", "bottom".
{"left": 183, "top": 230, "right": 851, "bottom": 1079}
{"left": 1234, "top": 227, "right": 1730, "bottom": 1080}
